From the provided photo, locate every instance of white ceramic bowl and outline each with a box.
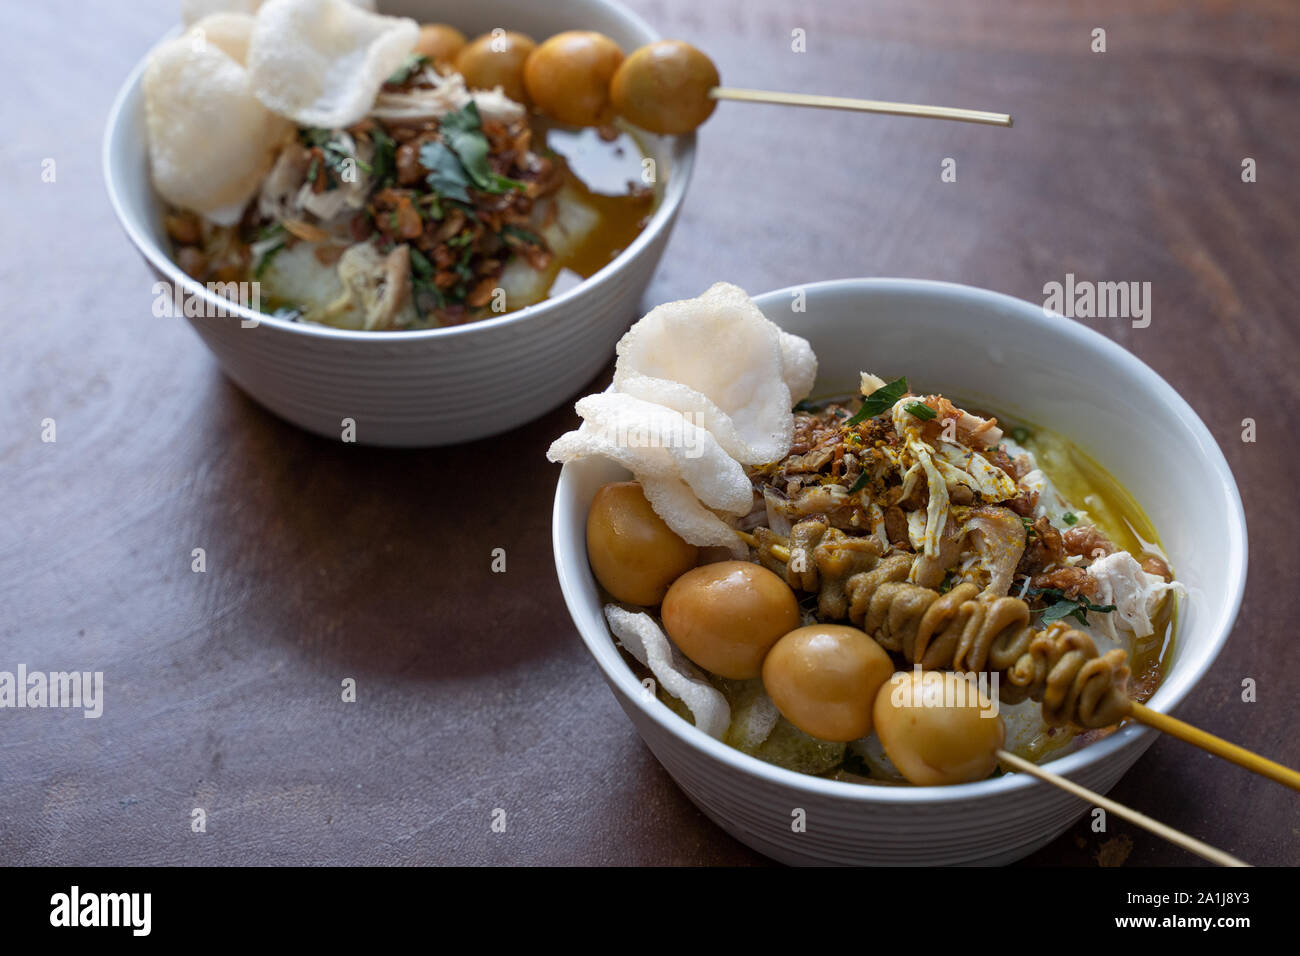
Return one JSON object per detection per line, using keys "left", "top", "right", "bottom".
{"left": 553, "top": 278, "right": 1247, "bottom": 866}
{"left": 103, "top": 0, "right": 694, "bottom": 447}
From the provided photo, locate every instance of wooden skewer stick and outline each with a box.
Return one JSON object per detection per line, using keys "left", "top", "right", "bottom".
{"left": 710, "top": 87, "right": 1013, "bottom": 127}
{"left": 996, "top": 750, "right": 1249, "bottom": 867}
{"left": 736, "top": 528, "right": 1300, "bottom": 792}
{"left": 1127, "top": 701, "right": 1300, "bottom": 793}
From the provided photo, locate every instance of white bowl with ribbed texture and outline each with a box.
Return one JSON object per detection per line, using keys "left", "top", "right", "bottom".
{"left": 103, "top": 0, "right": 693, "bottom": 446}
{"left": 552, "top": 278, "right": 1247, "bottom": 866}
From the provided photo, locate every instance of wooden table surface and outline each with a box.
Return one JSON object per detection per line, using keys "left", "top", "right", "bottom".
{"left": 3, "top": 0, "right": 1297, "bottom": 866}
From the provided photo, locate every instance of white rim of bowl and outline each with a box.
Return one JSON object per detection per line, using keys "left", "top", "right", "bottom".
{"left": 553, "top": 277, "right": 1249, "bottom": 804}
{"left": 101, "top": 7, "right": 695, "bottom": 342}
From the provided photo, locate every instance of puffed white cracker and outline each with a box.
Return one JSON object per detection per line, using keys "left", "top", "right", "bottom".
{"left": 144, "top": 28, "right": 290, "bottom": 223}
{"left": 604, "top": 605, "right": 730, "bottom": 739}
{"left": 613, "top": 282, "right": 816, "bottom": 465}
{"left": 191, "top": 12, "right": 254, "bottom": 65}
{"left": 182, "top": 0, "right": 262, "bottom": 25}
{"left": 724, "top": 680, "right": 780, "bottom": 753}
{"left": 182, "top": 0, "right": 374, "bottom": 26}
{"left": 639, "top": 475, "right": 748, "bottom": 556}
{"left": 247, "top": 0, "right": 418, "bottom": 129}
{"left": 778, "top": 330, "right": 817, "bottom": 405}
{"left": 548, "top": 393, "right": 752, "bottom": 515}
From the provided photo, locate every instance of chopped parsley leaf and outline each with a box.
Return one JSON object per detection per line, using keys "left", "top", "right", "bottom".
{"left": 847, "top": 471, "right": 872, "bottom": 494}
{"left": 1026, "top": 587, "right": 1117, "bottom": 627}
{"left": 846, "top": 377, "right": 908, "bottom": 425}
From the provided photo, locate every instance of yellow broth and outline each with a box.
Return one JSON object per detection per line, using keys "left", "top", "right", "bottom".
{"left": 1012, "top": 420, "right": 1175, "bottom": 707}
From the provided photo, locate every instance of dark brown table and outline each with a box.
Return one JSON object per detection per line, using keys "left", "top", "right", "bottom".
{"left": 3, "top": 0, "right": 1297, "bottom": 866}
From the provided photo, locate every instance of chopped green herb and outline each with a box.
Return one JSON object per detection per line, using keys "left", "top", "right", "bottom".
{"left": 441, "top": 103, "right": 525, "bottom": 194}
{"left": 419, "top": 140, "right": 472, "bottom": 203}
{"left": 1063, "top": 512, "right": 1078, "bottom": 526}
{"left": 846, "top": 377, "right": 908, "bottom": 425}
{"left": 500, "top": 224, "right": 542, "bottom": 246}
{"left": 847, "top": 471, "right": 872, "bottom": 494}
{"left": 386, "top": 53, "right": 429, "bottom": 86}
{"left": 416, "top": 192, "right": 445, "bottom": 220}
{"left": 1026, "top": 587, "right": 1117, "bottom": 627}
{"left": 408, "top": 246, "right": 435, "bottom": 278}
{"left": 299, "top": 128, "right": 367, "bottom": 188}
{"left": 1041, "top": 599, "right": 1116, "bottom": 627}
{"left": 254, "top": 242, "right": 285, "bottom": 280}
{"left": 454, "top": 242, "right": 475, "bottom": 281}
{"left": 420, "top": 103, "right": 524, "bottom": 202}
{"left": 369, "top": 127, "right": 396, "bottom": 185}
{"left": 904, "top": 401, "right": 937, "bottom": 421}
{"left": 1010, "top": 426, "right": 1031, "bottom": 443}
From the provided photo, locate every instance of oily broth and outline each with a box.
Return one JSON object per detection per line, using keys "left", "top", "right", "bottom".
{"left": 1011, "top": 418, "right": 1176, "bottom": 703}
{"left": 1019, "top": 428, "right": 1150, "bottom": 557}
{"left": 533, "top": 123, "right": 657, "bottom": 296}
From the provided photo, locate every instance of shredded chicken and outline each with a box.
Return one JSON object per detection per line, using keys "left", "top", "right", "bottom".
{"left": 371, "top": 68, "right": 527, "bottom": 125}
{"left": 910, "top": 514, "right": 963, "bottom": 587}
{"left": 318, "top": 241, "right": 412, "bottom": 330}
{"left": 258, "top": 142, "right": 313, "bottom": 224}
{"left": 918, "top": 396, "right": 1004, "bottom": 449}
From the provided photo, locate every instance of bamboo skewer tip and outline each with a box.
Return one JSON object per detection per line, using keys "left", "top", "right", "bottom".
{"left": 709, "top": 86, "right": 1013, "bottom": 127}
{"left": 1126, "top": 701, "right": 1300, "bottom": 793}
{"left": 996, "top": 749, "right": 1249, "bottom": 867}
